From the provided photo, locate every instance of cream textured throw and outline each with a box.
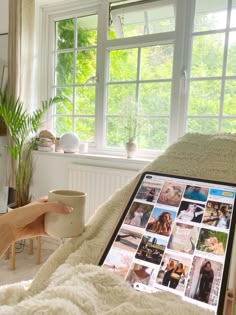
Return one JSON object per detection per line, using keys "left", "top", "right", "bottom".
{"left": 1, "top": 133, "right": 236, "bottom": 315}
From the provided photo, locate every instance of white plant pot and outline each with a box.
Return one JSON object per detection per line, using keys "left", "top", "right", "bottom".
{"left": 125, "top": 139, "right": 137, "bottom": 159}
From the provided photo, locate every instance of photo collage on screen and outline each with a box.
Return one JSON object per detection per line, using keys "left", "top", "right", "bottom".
{"left": 101, "top": 174, "right": 236, "bottom": 313}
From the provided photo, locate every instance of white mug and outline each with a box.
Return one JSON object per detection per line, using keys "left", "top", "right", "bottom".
{"left": 44, "top": 189, "right": 86, "bottom": 238}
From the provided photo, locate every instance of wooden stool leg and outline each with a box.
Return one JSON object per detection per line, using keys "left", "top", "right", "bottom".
{"left": 36, "top": 236, "right": 41, "bottom": 265}
{"left": 29, "top": 238, "right": 34, "bottom": 255}
{"left": 5, "top": 247, "right": 10, "bottom": 260}
{"left": 11, "top": 242, "right": 16, "bottom": 270}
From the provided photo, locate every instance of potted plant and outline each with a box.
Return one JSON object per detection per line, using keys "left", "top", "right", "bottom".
{"left": 123, "top": 102, "right": 140, "bottom": 158}
{"left": 0, "top": 90, "right": 60, "bottom": 207}
{"left": 125, "top": 115, "right": 138, "bottom": 158}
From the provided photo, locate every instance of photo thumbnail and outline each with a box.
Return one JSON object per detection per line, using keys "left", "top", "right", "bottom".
{"left": 102, "top": 247, "right": 133, "bottom": 278}
{"left": 202, "top": 200, "right": 232, "bottom": 229}
{"left": 146, "top": 207, "right": 176, "bottom": 237}
{"left": 135, "top": 181, "right": 162, "bottom": 203}
{"left": 184, "top": 185, "right": 209, "bottom": 202}
{"left": 177, "top": 201, "right": 205, "bottom": 223}
{"left": 167, "top": 222, "right": 199, "bottom": 254}
{"left": 114, "top": 228, "right": 142, "bottom": 253}
{"left": 124, "top": 202, "right": 154, "bottom": 228}
{"left": 135, "top": 234, "right": 167, "bottom": 265}
{"left": 126, "top": 263, "right": 156, "bottom": 287}
{"left": 185, "top": 256, "right": 223, "bottom": 306}
{"left": 196, "top": 228, "right": 228, "bottom": 256}
{"left": 157, "top": 182, "right": 185, "bottom": 207}
{"left": 156, "top": 253, "right": 191, "bottom": 292}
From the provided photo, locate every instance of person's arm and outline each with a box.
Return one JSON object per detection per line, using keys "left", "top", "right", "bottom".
{"left": 178, "top": 212, "right": 183, "bottom": 219}
{"left": 0, "top": 198, "right": 70, "bottom": 257}
{"left": 195, "top": 205, "right": 205, "bottom": 217}
{"left": 195, "top": 210, "right": 204, "bottom": 217}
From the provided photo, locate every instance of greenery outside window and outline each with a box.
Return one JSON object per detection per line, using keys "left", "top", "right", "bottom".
{"left": 187, "top": 0, "right": 236, "bottom": 134}
{"left": 54, "top": 15, "right": 97, "bottom": 142}
{"left": 48, "top": 0, "right": 236, "bottom": 157}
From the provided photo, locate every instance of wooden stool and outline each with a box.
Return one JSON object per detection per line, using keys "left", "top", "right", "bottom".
{"left": 5, "top": 236, "right": 41, "bottom": 270}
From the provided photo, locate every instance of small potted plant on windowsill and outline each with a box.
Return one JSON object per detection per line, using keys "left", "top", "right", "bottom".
{"left": 124, "top": 104, "right": 139, "bottom": 159}
{"left": 0, "top": 90, "right": 60, "bottom": 208}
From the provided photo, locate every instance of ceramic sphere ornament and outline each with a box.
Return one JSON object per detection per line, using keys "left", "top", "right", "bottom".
{"left": 59, "top": 132, "right": 80, "bottom": 153}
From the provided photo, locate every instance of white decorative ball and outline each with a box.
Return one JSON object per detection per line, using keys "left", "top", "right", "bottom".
{"left": 59, "top": 132, "right": 80, "bottom": 153}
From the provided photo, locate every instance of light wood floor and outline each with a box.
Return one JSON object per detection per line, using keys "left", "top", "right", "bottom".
{"left": 0, "top": 238, "right": 59, "bottom": 286}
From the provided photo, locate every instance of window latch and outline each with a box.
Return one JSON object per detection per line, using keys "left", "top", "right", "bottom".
{"left": 183, "top": 69, "right": 188, "bottom": 94}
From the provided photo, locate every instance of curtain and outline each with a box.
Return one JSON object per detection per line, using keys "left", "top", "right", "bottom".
{"left": 8, "top": 0, "right": 35, "bottom": 104}
{"left": 6, "top": 0, "right": 35, "bottom": 188}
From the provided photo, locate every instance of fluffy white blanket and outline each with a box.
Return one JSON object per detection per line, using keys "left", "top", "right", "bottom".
{"left": 1, "top": 133, "right": 236, "bottom": 315}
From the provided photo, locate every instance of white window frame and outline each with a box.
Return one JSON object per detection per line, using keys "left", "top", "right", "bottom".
{"left": 36, "top": 0, "right": 207, "bottom": 159}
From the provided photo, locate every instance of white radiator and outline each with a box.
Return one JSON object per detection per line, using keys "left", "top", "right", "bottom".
{"left": 68, "top": 164, "right": 137, "bottom": 221}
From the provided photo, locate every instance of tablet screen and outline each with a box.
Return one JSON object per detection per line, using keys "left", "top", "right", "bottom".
{"left": 99, "top": 172, "right": 236, "bottom": 315}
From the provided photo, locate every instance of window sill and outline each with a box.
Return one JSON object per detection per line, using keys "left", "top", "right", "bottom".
{"left": 33, "top": 150, "right": 153, "bottom": 171}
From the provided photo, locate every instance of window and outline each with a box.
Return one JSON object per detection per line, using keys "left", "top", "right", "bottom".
{"left": 54, "top": 15, "right": 98, "bottom": 141}
{"left": 187, "top": 0, "right": 236, "bottom": 134}
{"left": 44, "top": 0, "right": 236, "bottom": 157}
{"left": 109, "top": 0, "right": 176, "bottom": 38}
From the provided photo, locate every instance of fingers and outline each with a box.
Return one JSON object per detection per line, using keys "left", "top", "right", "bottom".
{"left": 22, "top": 200, "right": 72, "bottom": 218}
{"left": 38, "top": 196, "right": 48, "bottom": 203}
{"left": 30, "top": 196, "right": 48, "bottom": 205}
{"left": 46, "top": 201, "right": 72, "bottom": 214}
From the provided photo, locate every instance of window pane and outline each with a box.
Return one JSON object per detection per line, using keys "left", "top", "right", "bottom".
{"left": 231, "top": 0, "right": 236, "bottom": 28}
{"left": 191, "top": 34, "right": 224, "bottom": 77}
{"left": 222, "top": 119, "right": 236, "bottom": 132}
{"left": 76, "top": 49, "right": 96, "bottom": 84}
{"left": 107, "top": 116, "right": 142, "bottom": 147}
{"left": 148, "top": 5, "right": 175, "bottom": 34}
{"left": 55, "top": 88, "right": 73, "bottom": 114}
{"left": 107, "top": 84, "right": 136, "bottom": 115}
{"left": 223, "top": 80, "right": 236, "bottom": 115}
{"left": 56, "top": 19, "right": 74, "bottom": 50}
{"left": 188, "top": 81, "right": 221, "bottom": 115}
{"left": 187, "top": 118, "right": 218, "bottom": 133}
{"left": 226, "top": 31, "right": 236, "bottom": 76}
{"left": 109, "top": 49, "right": 137, "bottom": 81}
{"left": 54, "top": 117, "right": 73, "bottom": 136}
{"left": 139, "top": 118, "right": 168, "bottom": 150}
{"left": 75, "top": 86, "right": 95, "bottom": 115}
{"left": 55, "top": 52, "right": 74, "bottom": 85}
{"left": 194, "top": 0, "right": 227, "bottom": 32}
{"left": 109, "top": 2, "right": 175, "bottom": 39}
{"left": 77, "top": 15, "right": 97, "bottom": 47}
{"left": 107, "top": 117, "right": 168, "bottom": 150}
{"left": 140, "top": 45, "right": 173, "bottom": 80}
{"left": 106, "top": 117, "right": 126, "bottom": 147}
{"left": 75, "top": 117, "right": 95, "bottom": 141}
{"left": 139, "top": 82, "right": 171, "bottom": 115}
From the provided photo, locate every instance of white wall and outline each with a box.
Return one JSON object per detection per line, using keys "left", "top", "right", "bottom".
{"left": 0, "top": 0, "right": 8, "bottom": 33}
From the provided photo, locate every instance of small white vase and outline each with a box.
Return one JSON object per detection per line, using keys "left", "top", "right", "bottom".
{"left": 125, "top": 138, "right": 137, "bottom": 159}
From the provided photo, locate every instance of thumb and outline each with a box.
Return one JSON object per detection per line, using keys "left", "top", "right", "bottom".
{"left": 34, "top": 200, "right": 72, "bottom": 216}
{"left": 45, "top": 200, "right": 73, "bottom": 214}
